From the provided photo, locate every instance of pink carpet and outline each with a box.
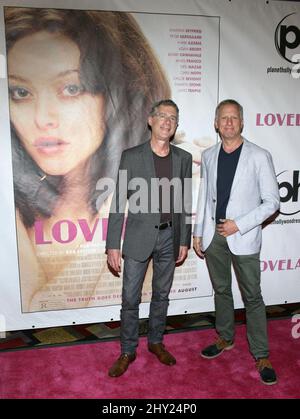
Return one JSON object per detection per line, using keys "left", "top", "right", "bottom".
{"left": 1, "top": 318, "right": 299, "bottom": 399}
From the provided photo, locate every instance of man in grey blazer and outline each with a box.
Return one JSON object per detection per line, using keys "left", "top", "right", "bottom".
{"left": 106, "top": 99, "right": 192, "bottom": 377}
{"left": 193, "top": 99, "right": 280, "bottom": 385}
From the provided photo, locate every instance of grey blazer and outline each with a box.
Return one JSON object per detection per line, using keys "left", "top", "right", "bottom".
{"left": 106, "top": 140, "right": 192, "bottom": 261}
{"left": 194, "top": 138, "right": 280, "bottom": 255}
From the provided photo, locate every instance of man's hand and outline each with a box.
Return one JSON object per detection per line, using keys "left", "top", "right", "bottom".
{"left": 107, "top": 249, "right": 122, "bottom": 273}
{"left": 176, "top": 245, "right": 188, "bottom": 264}
{"left": 217, "top": 219, "right": 239, "bottom": 237}
{"left": 193, "top": 236, "right": 204, "bottom": 258}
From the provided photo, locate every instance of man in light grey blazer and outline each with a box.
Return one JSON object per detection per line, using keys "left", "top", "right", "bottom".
{"left": 106, "top": 99, "right": 192, "bottom": 377}
{"left": 193, "top": 99, "right": 280, "bottom": 385}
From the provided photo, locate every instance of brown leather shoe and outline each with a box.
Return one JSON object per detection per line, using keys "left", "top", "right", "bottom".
{"left": 108, "top": 353, "right": 136, "bottom": 377}
{"left": 148, "top": 343, "right": 176, "bottom": 366}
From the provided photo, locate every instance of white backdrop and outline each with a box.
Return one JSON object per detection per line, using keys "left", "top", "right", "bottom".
{"left": 0, "top": 0, "right": 299, "bottom": 331}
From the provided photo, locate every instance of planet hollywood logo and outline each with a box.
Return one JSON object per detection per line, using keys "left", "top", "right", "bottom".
{"left": 275, "top": 13, "right": 300, "bottom": 64}
{"left": 267, "top": 13, "right": 300, "bottom": 78}
{"left": 277, "top": 170, "right": 300, "bottom": 216}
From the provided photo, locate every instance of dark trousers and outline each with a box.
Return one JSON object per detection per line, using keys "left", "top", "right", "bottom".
{"left": 205, "top": 231, "right": 269, "bottom": 359}
{"left": 120, "top": 227, "right": 175, "bottom": 354}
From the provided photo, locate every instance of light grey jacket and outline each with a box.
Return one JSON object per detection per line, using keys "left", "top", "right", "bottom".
{"left": 106, "top": 140, "right": 192, "bottom": 261}
{"left": 194, "top": 138, "right": 280, "bottom": 255}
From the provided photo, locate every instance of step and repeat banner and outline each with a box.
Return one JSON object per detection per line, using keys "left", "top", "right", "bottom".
{"left": 0, "top": 0, "right": 299, "bottom": 331}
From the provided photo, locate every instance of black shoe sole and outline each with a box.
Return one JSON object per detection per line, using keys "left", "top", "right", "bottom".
{"left": 260, "top": 378, "right": 277, "bottom": 386}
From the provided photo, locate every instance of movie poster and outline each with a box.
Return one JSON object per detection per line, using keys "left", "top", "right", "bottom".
{"left": 5, "top": 6, "right": 219, "bottom": 312}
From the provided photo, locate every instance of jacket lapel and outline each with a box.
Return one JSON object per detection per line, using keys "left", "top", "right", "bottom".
{"left": 170, "top": 145, "right": 182, "bottom": 214}
{"left": 171, "top": 144, "right": 181, "bottom": 179}
{"left": 142, "top": 140, "right": 156, "bottom": 180}
{"left": 209, "top": 142, "right": 221, "bottom": 196}
{"left": 230, "top": 138, "right": 249, "bottom": 195}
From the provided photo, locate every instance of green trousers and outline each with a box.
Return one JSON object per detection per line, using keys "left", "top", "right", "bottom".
{"left": 205, "top": 231, "right": 269, "bottom": 359}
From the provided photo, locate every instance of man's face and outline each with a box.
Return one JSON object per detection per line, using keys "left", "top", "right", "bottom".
{"left": 148, "top": 105, "right": 178, "bottom": 142}
{"left": 215, "top": 104, "right": 243, "bottom": 141}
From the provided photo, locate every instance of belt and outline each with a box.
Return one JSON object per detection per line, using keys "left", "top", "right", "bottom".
{"left": 155, "top": 221, "right": 172, "bottom": 230}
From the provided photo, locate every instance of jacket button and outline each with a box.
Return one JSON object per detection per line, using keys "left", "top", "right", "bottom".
{"left": 211, "top": 217, "right": 215, "bottom": 221}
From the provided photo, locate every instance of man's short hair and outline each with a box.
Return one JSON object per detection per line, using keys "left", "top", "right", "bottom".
{"left": 215, "top": 99, "right": 243, "bottom": 120}
{"left": 150, "top": 99, "right": 179, "bottom": 118}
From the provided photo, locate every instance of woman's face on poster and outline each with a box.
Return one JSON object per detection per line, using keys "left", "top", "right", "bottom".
{"left": 8, "top": 31, "right": 106, "bottom": 176}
